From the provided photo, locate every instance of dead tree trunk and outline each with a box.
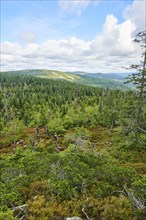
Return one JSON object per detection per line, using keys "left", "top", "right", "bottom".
{"left": 35, "top": 127, "right": 40, "bottom": 143}
{"left": 45, "top": 126, "right": 50, "bottom": 137}
{"left": 90, "top": 142, "right": 95, "bottom": 154}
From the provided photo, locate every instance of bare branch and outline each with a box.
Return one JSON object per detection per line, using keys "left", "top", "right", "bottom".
{"left": 82, "top": 206, "right": 90, "bottom": 220}
{"left": 110, "top": 189, "right": 127, "bottom": 197}
{"left": 138, "top": 127, "right": 146, "bottom": 133}
{"left": 123, "top": 186, "right": 146, "bottom": 210}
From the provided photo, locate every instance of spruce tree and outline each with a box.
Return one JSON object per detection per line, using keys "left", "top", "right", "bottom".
{"left": 125, "top": 31, "right": 146, "bottom": 144}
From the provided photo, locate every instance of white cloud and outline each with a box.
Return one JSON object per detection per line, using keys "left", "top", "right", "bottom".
{"left": 58, "top": 0, "right": 90, "bottom": 15}
{"left": 1, "top": 0, "right": 144, "bottom": 73}
{"left": 124, "top": 0, "right": 146, "bottom": 35}
{"left": 58, "top": 0, "right": 100, "bottom": 15}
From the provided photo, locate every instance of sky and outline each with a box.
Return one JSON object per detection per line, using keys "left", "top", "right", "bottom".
{"left": 0, "top": 0, "right": 146, "bottom": 73}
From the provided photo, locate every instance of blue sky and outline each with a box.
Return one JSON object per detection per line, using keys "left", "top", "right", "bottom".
{"left": 1, "top": 0, "right": 133, "bottom": 42}
{"left": 1, "top": 0, "right": 145, "bottom": 72}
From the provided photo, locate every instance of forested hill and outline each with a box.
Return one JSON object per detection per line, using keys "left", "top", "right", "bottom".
{"left": 0, "top": 73, "right": 146, "bottom": 219}
{"left": 1, "top": 69, "right": 133, "bottom": 90}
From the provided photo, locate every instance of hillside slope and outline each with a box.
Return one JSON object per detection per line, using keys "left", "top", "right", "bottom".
{"left": 1, "top": 69, "right": 132, "bottom": 90}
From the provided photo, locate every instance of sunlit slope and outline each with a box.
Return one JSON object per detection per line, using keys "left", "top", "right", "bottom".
{"left": 4, "top": 69, "right": 80, "bottom": 80}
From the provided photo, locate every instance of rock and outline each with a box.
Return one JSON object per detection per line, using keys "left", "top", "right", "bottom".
{"left": 66, "top": 217, "right": 82, "bottom": 220}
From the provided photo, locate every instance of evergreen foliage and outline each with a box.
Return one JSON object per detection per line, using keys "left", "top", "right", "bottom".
{"left": 124, "top": 31, "right": 146, "bottom": 145}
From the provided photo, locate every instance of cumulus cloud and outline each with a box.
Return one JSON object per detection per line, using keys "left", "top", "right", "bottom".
{"left": 1, "top": 0, "right": 144, "bottom": 73}
{"left": 0, "top": 14, "right": 137, "bottom": 73}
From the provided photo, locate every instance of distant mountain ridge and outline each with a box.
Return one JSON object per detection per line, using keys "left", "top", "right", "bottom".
{"left": 1, "top": 69, "right": 133, "bottom": 90}
{"left": 71, "top": 71, "right": 131, "bottom": 80}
